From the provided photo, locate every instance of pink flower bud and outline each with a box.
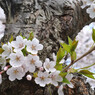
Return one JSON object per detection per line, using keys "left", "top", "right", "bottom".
{"left": 26, "top": 75, "right": 32, "bottom": 81}
{"left": 4, "top": 66, "right": 8, "bottom": 71}
{"left": 39, "top": 67, "right": 44, "bottom": 71}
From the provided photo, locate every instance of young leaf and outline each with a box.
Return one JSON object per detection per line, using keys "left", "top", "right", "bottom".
{"left": 61, "top": 43, "right": 70, "bottom": 53}
{"left": 56, "top": 47, "right": 65, "bottom": 64}
{"left": 71, "top": 51, "right": 77, "bottom": 60}
{"left": 68, "top": 36, "right": 73, "bottom": 45}
{"left": 63, "top": 77, "right": 70, "bottom": 84}
{"left": 59, "top": 72, "right": 67, "bottom": 77}
{"left": 92, "top": 28, "right": 95, "bottom": 42}
{"left": 9, "top": 35, "right": 14, "bottom": 42}
{"left": 79, "top": 70, "right": 95, "bottom": 79}
{"left": 28, "top": 31, "right": 34, "bottom": 40}
{"left": 55, "top": 64, "right": 63, "bottom": 71}
{"left": 70, "top": 40, "right": 78, "bottom": 52}
{"left": 0, "top": 48, "right": 4, "bottom": 54}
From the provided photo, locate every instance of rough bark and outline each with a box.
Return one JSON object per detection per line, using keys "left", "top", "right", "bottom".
{"left": 0, "top": 0, "right": 95, "bottom": 95}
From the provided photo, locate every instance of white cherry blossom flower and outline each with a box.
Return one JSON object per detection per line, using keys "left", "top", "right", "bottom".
{"left": 86, "top": 4, "right": 95, "bottom": 18}
{"left": 26, "top": 54, "right": 42, "bottom": 73}
{"left": 81, "top": 0, "right": 94, "bottom": 9}
{"left": 2, "top": 42, "right": 12, "bottom": 58}
{"left": 0, "top": 7, "right": 6, "bottom": 22}
{"left": 81, "top": 0, "right": 88, "bottom": 9}
{"left": 0, "top": 21, "right": 5, "bottom": 40}
{"left": 58, "top": 74, "right": 73, "bottom": 95}
{"left": 11, "top": 36, "right": 27, "bottom": 52}
{"left": 26, "top": 38, "right": 43, "bottom": 54}
{"left": 9, "top": 51, "right": 25, "bottom": 67}
{"left": 0, "top": 74, "right": 2, "bottom": 84}
{"left": 49, "top": 71, "right": 63, "bottom": 86}
{"left": 44, "top": 58, "right": 56, "bottom": 72}
{"left": 35, "top": 71, "right": 50, "bottom": 87}
{"left": 7, "top": 66, "right": 25, "bottom": 81}
{"left": 58, "top": 84, "right": 64, "bottom": 95}
{"left": 65, "top": 74, "right": 74, "bottom": 88}
{"left": 0, "top": 56, "right": 6, "bottom": 70}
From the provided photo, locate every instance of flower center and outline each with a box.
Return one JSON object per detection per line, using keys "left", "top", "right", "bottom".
{"left": 15, "top": 56, "right": 20, "bottom": 61}
{"left": 30, "top": 59, "right": 35, "bottom": 64}
{"left": 19, "top": 43, "right": 24, "bottom": 48}
{"left": 14, "top": 69, "right": 18, "bottom": 74}
{"left": 40, "top": 76, "right": 45, "bottom": 80}
{"left": 31, "top": 45, "right": 36, "bottom": 50}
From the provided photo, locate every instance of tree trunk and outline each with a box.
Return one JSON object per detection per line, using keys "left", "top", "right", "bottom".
{"left": 0, "top": 0, "right": 95, "bottom": 95}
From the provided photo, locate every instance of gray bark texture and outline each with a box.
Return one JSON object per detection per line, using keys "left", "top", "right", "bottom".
{"left": 0, "top": 0, "right": 95, "bottom": 95}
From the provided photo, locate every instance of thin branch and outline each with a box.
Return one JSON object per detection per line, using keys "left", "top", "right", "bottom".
{"left": 63, "top": 46, "right": 95, "bottom": 72}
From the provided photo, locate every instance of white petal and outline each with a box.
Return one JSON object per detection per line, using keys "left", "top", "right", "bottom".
{"left": 58, "top": 84, "right": 64, "bottom": 95}
{"left": 67, "top": 83, "right": 74, "bottom": 88}
{"left": 0, "top": 75, "right": 2, "bottom": 84}
{"left": 37, "top": 44, "right": 43, "bottom": 50}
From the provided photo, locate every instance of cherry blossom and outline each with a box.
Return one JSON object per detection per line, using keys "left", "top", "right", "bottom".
{"left": 11, "top": 36, "right": 27, "bottom": 52}
{"left": 0, "top": 56, "right": 6, "bottom": 70}
{"left": 86, "top": 4, "right": 95, "bottom": 18}
{"left": 35, "top": 71, "right": 50, "bottom": 87}
{"left": 58, "top": 84, "right": 64, "bottom": 95}
{"left": 2, "top": 42, "right": 12, "bottom": 58}
{"left": 81, "top": 0, "right": 88, "bottom": 9}
{"left": 26, "top": 54, "right": 42, "bottom": 73}
{"left": 65, "top": 74, "right": 74, "bottom": 88}
{"left": 0, "top": 7, "right": 6, "bottom": 22}
{"left": 26, "top": 38, "right": 43, "bottom": 54}
{"left": 0, "top": 21, "right": 5, "bottom": 40}
{"left": 0, "top": 74, "right": 2, "bottom": 84}
{"left": 44, "top": 58, "right": 56, "bottom": 72}
{"left": 49, "top": 71, "right": 63, "bottom": 86}
{"left": 7, "top": 66, "right": 25, "bottom": 81}
{"left": 9, "top": 51, "right": 25, "bottom": 67}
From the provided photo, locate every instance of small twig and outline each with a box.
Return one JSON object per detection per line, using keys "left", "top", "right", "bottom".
{"left": 63, "top": 46, "right": 95, "bottom": 72}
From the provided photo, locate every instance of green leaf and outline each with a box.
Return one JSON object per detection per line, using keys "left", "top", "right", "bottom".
{"left": 61, "top": 43, "right": 70, "bottom": 53}
{"left": 22, "top": 47, "right": 27, "bottom": 56}
{"left": 70, "top": 40, "right": 78, "bottom": 52}
{"left": 28, "top": 31, "right": 34, "bottom": 40}
{"left": 59, "top": 72, "right": 67, "bottom": 77}
{"left": 68, "top": 36, "right": 73, "bottom": 45}
{"left": 0, "top": 48, "right": 4, "bottom": 54}
{"left": 92, "top": 28, "right": 95, "bottom": 42}
{"left": 63, "top": 77, "right": 70, "bottom": 84}
{"left": 71, "top": 51, "right": 77, "bottom": 60}
{"left": 9, "top": 35, "right": 14, "bottom": 42}
{"left": 55, "top": 64, "right": 63, "bottom": 71}
{"left": 56, "top": 47, "right": 65, "bottom": 64}
{"left": 79, "top": 70, "right": 95, "bottom": 79}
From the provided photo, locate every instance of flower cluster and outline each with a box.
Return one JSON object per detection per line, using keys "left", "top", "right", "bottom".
{"left": 0, "top": 35, "right": 74, "bottom": 95}
{"left": 81, "top": 0, "right": 95, "bottom": 18}
{"left": 0, "top": 36, "right": 43, "bottom": 81}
